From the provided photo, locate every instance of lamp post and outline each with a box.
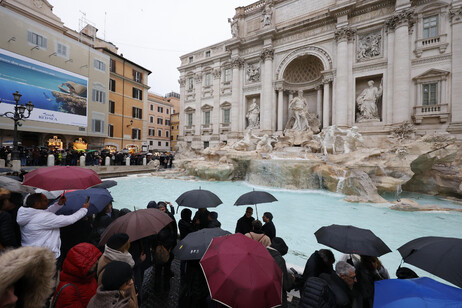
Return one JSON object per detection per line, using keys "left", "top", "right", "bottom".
{"left": 0, "top": 91, "right": 34, "bottom": 162}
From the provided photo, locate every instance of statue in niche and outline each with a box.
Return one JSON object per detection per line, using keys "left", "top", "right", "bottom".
{"left": 228, "top": 17, "right": 238, "bottom": 37}
{"left": 246, "top": 98, "right": 260, "bottom": 129}
{"left": 356, "top": 79, "right": 383, "bottom": 122}
{"left": 246, "top": 64, "right": 260, "bottom": 82}
{"left": 357, "top": 32, "right": 382, "bottom": 61}
{"left": 261, "top": 2, "right": 273, "bottom": 27}
{"left": 286, "top": 90, "right": 310, "bottom": 131}
{"left": 232, "top": 128, "right": 255, "bottom": 151}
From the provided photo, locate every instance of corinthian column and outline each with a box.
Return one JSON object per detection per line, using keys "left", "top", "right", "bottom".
{"left": 178, "top": 76, "right": 186, "bottom": 138}
{"left": 323, "top": 78, "right": 332, "bottom": 128}
{"left": 277, "top": 86, "right": 284, "bottom": 132}
{"left": 450, "top": 7, "right": 462, "bottom": 123}
{"left": 387, "top": 10, "right": 413, "bottom": 123}
{"left": 231, "top": 57, "right": 243, "bottom": 133}
{"left": 334, "top": 27, "right": 356, "bottom": 127}
{"left": 261, "top": 47, "right": 274, "bottom": 132}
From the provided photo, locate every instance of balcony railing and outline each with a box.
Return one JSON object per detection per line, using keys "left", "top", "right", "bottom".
{"left": 184, "top": 125, "right": 195, "bottom": 135}
{"left": 414, "top": 34, "right": 448, "bottom": 57}
{"left": 413, "top": 104, "right": 449, "bottom": 124}
{"left": 220, "top": 122, "right": 231, "bottom": 134}
{"left": 201, "top": 124, "right": 213, "bottom": 135}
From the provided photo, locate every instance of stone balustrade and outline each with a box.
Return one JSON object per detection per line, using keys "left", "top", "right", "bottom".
{"left": 413, "top": 103, "right": 449, "bottom": 123}
{"left": 414, "top": 34, "right": 448, "bottom": 57}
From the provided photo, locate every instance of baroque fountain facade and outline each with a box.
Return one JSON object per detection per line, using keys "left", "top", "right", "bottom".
{"left": 174, "top": 0, "right": 462, "bottom": 206}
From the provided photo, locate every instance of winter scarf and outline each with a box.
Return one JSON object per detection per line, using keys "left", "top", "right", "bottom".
{"left": 103, "top": 245, "right": 135, "bottom": 268}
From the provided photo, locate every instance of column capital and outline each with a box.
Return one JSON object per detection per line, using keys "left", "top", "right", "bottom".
{"left": 213, "top": 68, "right": 221, "bottom": 79}
{"left": 194, "top": 73, "right": 202, "bottom": 83}
{"left": 334, "top": 27, "right": 356, "bottom": 43}
{"left": 385, "top": 9, "right": 414, "bottom": 31}
{"left": 260, "top": 47, "right": 274, "bottom": 61}
{"left": 178, "top": 77, "right": 186, "bottom": 87}
{"left": 231, "top": 57, "right": 244, "bottom": 68}
{"left": 315, "top": 85, "right": 321, "bottom": 91}
{"left": 322, "top": 76, "right": 333, "bottom": 84}
{"left": 450, "top": 7, "right": 462, "bottom": 24}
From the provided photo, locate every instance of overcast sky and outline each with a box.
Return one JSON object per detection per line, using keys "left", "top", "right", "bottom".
{"left": 48, "top": 0, "right": 245, "bottom": 96}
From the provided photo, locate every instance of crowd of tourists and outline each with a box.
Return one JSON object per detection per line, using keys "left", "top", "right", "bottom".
{"left": 0, "top": 146, "right": 174, "bottom": 167}
{"left": 0, "top": 186, "right": 420, "bottom": 308}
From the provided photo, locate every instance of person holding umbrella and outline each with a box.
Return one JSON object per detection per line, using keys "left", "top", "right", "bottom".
{"left": 261, "top": 212, "right": 276, "bottom": 240}
{"left": 16, "top": 193, "right": 89, "bottom": 260}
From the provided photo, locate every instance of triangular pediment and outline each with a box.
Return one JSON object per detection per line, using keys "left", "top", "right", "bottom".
{"left": 413, "top": 69, "right": 449, "bottom": 80}
{"left": 184, "top": 106, "right": 196, "bottom": 113}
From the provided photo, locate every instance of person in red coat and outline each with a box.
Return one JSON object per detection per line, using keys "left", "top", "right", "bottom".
{"left": 52, "top": 242, "right": 102, "bottom": 307}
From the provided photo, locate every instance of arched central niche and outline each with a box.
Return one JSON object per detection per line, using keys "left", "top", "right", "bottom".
{"left": 283, "top": 55, "right": 324, "bottom": 85}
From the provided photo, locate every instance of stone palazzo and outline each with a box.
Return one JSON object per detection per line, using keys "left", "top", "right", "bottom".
{"left": 178, "top": 0, "right": 462, "bottom": 149}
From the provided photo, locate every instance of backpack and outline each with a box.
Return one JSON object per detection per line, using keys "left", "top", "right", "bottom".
{"left": 299, "top": 277, "right": 336, "bottom": 308}
{"left": 154, "top": 244, "right": 170, "bottom": 264}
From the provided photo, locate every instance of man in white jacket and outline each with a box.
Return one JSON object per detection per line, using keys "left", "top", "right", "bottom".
{"left": 17, "top": 193, "right": 89, "bottom": 259}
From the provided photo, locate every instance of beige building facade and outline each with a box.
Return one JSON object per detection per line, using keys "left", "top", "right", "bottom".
{"left": 178, "top": 0, "right": 462, "bottom": 149}
{"left": 147, "top": 93, "right": 173, "bottom": 152}
{"left": 0, "top": 0, "right": 110, "bottom": 150}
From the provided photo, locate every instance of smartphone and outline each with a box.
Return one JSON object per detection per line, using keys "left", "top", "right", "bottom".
{"left": 85, "top": 196, "right": 90, "bottom": 203}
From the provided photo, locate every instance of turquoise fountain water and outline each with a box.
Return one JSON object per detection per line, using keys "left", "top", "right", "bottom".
{"left": 108, "top": 174, "right": 462, "bottom": 280}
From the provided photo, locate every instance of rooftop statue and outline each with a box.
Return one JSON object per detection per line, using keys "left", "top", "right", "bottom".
{"left": 228, "top": 17, "right": 239, "bottom": 37}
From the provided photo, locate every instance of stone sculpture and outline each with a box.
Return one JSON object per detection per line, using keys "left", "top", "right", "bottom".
{"left": 356, "top": 79, "right": 383, "bottom": 122}
{"left": 287, "top": 90, "right": 309, "bottom": 131}
{"left": 341, "top": 126, "right": 364, "bottom": 153}
{"left": 246, "top": 99, "right": 260, "bottom": 129}
{"left": 318, "top": 125, "right": 340, "bottom": 155}
{"left": 228, "top": 17, "right": 238, "bottom": 37}
{"left": 262, "top": 3, "right": 273, "bottom": 27}
{"left": 232, "top": 128, "right": 254, "bottom": 151}
{"left": 254, "top": 134, "right": 277, "bottom": 153}
{"left": 246, "top": 64, "right": 260, "bottom": 82}
{"left": 357, "top": 32, "right": 382, "bottom": 61}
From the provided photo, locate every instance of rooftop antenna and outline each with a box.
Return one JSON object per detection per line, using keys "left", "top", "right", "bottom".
{"left": 104, "top": 11, "right": 107, "bottom": 41}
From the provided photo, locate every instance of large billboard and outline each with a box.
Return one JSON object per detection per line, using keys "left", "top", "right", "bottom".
{"left": 0, "top": 48, "right": 88, "bottom": 126}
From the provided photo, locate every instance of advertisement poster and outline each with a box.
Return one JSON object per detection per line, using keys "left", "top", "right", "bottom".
{"left": 0, "top": 48, "right": 88, "bottom": 126}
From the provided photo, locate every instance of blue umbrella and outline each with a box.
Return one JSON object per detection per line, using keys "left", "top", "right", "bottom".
{"left": 374, "top": 277, "right": 462, "bottom": 308}
{"left": 56, "top": 188, "right": 113, "bottom": 216}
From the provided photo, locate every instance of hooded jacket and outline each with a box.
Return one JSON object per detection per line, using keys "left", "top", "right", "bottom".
{"left": 0, "top": 246, "right": 56, "bottom": 308}
{"left": 16, "top": 202, "right": 87, "bottom": 258}
{"left": 52, "top": 243, "right": 102, "bottom": 308}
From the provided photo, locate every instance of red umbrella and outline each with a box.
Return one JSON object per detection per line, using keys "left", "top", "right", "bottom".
{"left": 200, "top": 233, "right": 282, "bottom": 308}
{"left": 22, "top": 166, "right": 102, "bottom": 191}
{"left": 99, "top": 209, "right": 173, "bottom": 246}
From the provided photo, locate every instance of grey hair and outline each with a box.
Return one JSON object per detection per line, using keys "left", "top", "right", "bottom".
{"left": 336, "top": 261, "right": 355, "bottom": 276}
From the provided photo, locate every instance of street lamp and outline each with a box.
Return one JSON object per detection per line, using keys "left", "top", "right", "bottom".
{"left": 0, "top": 91, "right": 34, "bottom": 161}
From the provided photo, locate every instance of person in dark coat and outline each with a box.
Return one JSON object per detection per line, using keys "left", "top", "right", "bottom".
{"left": 192, "top": 208, "right": 210, "bottom": 230}
{"left": 178, "top": 208, "right": 194, "bottom": 240}
{"left": 261, "top": 212, "right": 276, "bottom": 240}
{"left": 178, "top": 260, "right": 209, "bottom": 308}
{"left": 301, "top": 249, "right": 335, "bottom": 287}
{"left": 207, "top": 211, "right": 221, "bottom": 228}
{"left": 0, "top": 189, "right": 20, "bottom": 250}
{"left": 355, "top": 255, "right": 387, "bottom": 308}
{"left": 266, "top": 237, "right": 294, "bottom": 308}
{"left": 234, "top": 207, "right": 254, "bottom": 234}
{"left": 319, "top": 261, "right": 358, "bottom": 308}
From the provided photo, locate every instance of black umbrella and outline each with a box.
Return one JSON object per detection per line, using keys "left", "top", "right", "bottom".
{"left": 315, "top": 224, "right": 391, "bottom": 257}
{"left": 234, "top": 190, "right": 277, "bottom": 218}
{"left": 173, "top": 227, "right": 231, "bottom": 260}
{"left": 92, "top": 180, "right": 117, "bottom": 189}
{"left": 398, "top": 236, "right": 462, "bottom": 288}
{"left": 175, "top": 187, "right": 222, "bottom": 209}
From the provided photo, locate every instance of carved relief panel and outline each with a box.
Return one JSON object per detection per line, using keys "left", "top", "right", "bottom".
{"left": 356, "top": 30, "right": 383, "bottom": 62}
{"left": 245, "top": 62, "right": 261, "bottom": 84}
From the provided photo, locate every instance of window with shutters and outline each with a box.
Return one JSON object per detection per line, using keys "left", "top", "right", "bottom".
{"left": 133, "top": 70, "right": 142, "bottom": 83}
{"left": 108, "top": 124, "right": 114, "bottom": 137}
{"left": 110, "top": 59, "right": 116, "bottom": 73}
{"left": 92, "top": 89, "right": 105, "bottom": 103}
{"left": 109, "top": 79, "right": 116, "bottom": 92}
{"left": 150, "top": 116, "right": 154, "bottom": 123}
{"left": 92, "top": 119, "right": 104, "bottom": 133}
{"left": 27, "top": 31, "right": 47, "bottom": 48}
{"left": 158, "top": 106, "right": 164, "bottom": 113}
{"left": 56, "top": 43, "right": 68, "bottom": 57}
{"left": 94, "top": 59, "right": 106, "bottom": 72}
{"left": 165, "top": 119, "right": 170, "bottom": 126}
{"left": 166, "top": 131, "right": 169, "bottom": 138}
{"left": 132, "top": 88, "right": 142, "bottom": 100}
{"left": 132, "top": 107, "right": 142, "bottom": 119}
{"left": 132, "top": 128, "right": 141, "bottom": 140}
{"left": 109, "top": 100, "right": 115, "bottom": 113}
{"left": 158, "top": 129, "right": 162, "bottom": 137}
{"left": 157, "top": 118, "right": 163, "bottom": 125}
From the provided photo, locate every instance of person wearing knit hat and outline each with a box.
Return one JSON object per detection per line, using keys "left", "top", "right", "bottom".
{"left": 97, "top": 233, "right": 138, "bottom": 307}
{"left": 87, "top": 261, "right": 134, "bottom": 307}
